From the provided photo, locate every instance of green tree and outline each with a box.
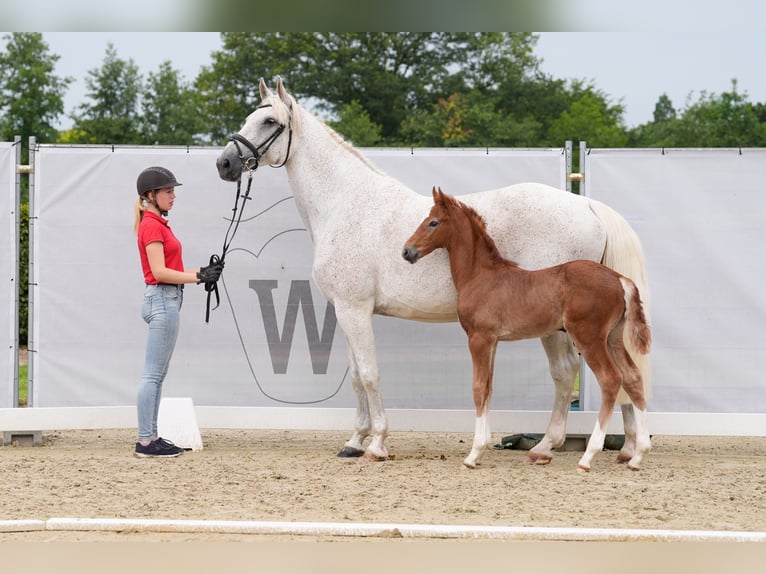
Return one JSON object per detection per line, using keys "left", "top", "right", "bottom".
{"left": 69, "top": 43, "right": 142, "bottom": 144}
{"left": 548, "top": 88, "right": 628, "bottom": 148}
{"left": 630, "top": 80, "right": 766, "bottom": 147}
{"left": 0, "top": 33, "right": 72, "bottom": 151}
{"left": 327, "top": 100, "right": 382, "bottom": 146}
{"left": 140, "top": 61, "right": 205, "bottom": 145}
{"left": 196, "top": 32, "right": 542, "bottom": 145}
{"left": 671, "top": 80, "right": 766, "bottom": 146}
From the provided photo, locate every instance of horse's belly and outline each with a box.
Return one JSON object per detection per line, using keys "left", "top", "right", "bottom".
{"left": 374, "top": 284, "right": 459, "bottom": 322}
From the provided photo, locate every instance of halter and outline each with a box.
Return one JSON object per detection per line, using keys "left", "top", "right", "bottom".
{"left": 203, "top": 103, "right": 293, "bottom": 323}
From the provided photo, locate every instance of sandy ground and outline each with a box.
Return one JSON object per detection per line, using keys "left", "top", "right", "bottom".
{"left": 1, "top": 428, "right": 765, "bottom": 544}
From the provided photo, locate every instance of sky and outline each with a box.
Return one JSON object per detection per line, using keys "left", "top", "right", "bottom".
{"left": 15, "top": 30, "right": 766, "bottom": 131}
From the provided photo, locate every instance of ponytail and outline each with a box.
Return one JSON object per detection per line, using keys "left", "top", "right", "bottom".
{"left": 134, "top": 196, "right": 149, "bottom": 234}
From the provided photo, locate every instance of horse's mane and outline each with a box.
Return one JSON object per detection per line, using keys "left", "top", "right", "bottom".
{"left": 443, "top": 193, "right": 518, "bottom": 268}
{"left": 266, "top": 92, "right": 385, "bottom": 176}
{"left": 319, "top": 122, "right": 386, "bottom": 175}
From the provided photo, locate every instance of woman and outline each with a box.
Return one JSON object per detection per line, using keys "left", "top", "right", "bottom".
{"left": 133, "top": 166, "right": 223, "bottom": 458}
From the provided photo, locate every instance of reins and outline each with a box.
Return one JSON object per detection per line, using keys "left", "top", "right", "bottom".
{"left": 204, "top": 104, "right": 292, "bottom": 323}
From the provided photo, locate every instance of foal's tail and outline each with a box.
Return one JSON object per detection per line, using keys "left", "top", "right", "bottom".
{"left": 620, "top": 277, "right": 652, "bottom": 356}
{"left": 589, "top": 199, "right": 652, "bottom": 401}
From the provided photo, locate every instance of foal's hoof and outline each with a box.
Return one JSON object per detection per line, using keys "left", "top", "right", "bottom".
{"left": 626, "top": 462, "right": 641, "bottom": 471}
{"left": 576, "top": 464, "right": 591, "bottom": 473}
{"left": 362, "top": 450, "right": 388, "bottom": 462}
{"left": 337, "top": 446, "right": 365, "bottom": 458}
{"left": 615, "top": 451, "right": 634, "bottom": 464}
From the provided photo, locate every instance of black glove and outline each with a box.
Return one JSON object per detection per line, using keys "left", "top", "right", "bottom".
{"left": 197, "top": 261, "right": 224, "bottom": 284}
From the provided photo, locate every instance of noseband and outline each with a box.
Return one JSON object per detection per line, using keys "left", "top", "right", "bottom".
{"left": 228, "top": 103, "right": 293, "bottom": 172}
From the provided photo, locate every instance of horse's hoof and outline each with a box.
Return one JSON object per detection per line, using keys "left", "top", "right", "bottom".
{"left": 462, "top": 461, "right": 477, "bottom": 470}
{"left": 626, "top": 463, "right": 641, "bottom": 471}
{"left": 525, "top": 453, "right": 552, "bottom": 466}
{"left": 577, "top": 464, "right": 591, "bottom": 473}
{"left": 337, "top": 446, "right": 365, "bottom": 458}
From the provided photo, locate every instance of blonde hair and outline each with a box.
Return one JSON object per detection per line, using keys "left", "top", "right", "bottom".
{"left": 133, "top": 195, "right": 150, "bottom": 234}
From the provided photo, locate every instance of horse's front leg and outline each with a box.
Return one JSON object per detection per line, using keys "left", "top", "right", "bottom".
{"left": 463, "top": 333, "right": 497, "bottom": 469}
{"left": 336, "top": 337, "right": 370, "bottom": 458}
{"left": 334, "top": 300, "right": 388, "bottom": 462}
{"left": 527, "top": 332, "right": 580, "bottom": 465}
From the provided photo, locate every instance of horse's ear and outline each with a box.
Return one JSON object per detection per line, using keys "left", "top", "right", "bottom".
{"left": 276, "top": 76, "right": 293, "bottom": 109}
{"left": 259, "top": 78, "right": 272, "bottom": 100}
{"left": 433, "top": 186, "right": 446, "bottom": 205}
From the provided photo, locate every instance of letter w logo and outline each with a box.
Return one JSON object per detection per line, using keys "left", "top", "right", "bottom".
{"left": 249, "top": 280, "right": 337, "bottom": 374}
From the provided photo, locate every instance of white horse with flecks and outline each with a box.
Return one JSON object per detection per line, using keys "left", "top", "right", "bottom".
{"left": 216, "top": 77, "right": 651, "bottom": 465}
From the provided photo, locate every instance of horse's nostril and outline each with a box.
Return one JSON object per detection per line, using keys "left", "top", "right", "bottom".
{"left": 402, "top": 246, "right": 418, "bottom": 263}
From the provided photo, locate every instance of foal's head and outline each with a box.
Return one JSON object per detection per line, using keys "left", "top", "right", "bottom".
{"left": 403, "top": 186, "right": 468, "bottom": 263}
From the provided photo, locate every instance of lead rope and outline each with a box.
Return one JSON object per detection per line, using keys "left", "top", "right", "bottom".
{"left": 204, "top": 168, "right": 254, "bottom": 323}
{"left": 205, "top": 112, "right": 291, "bottom": 322}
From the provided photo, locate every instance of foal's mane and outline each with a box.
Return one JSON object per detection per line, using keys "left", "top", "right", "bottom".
{"left": 443, "top": 193, "right": 518, "bottom": 268}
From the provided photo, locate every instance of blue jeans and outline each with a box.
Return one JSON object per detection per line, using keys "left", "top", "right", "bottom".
{"left": 137, "top": 284, "right": 183, "bottom": 441}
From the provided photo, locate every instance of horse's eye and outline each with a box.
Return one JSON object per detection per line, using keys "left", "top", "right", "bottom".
{"left": 428, "top": 220, "right": 439, "bottom": 228}
{"left": 264, "top": 117, "right": 276, "bottom": 125}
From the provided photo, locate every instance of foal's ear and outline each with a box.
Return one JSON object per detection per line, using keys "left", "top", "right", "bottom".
{"left": 432, "top": 186, "right": 445, "bottom": 204}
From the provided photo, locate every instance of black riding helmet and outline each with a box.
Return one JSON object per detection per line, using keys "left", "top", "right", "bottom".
{"left": 136, "top": 166, "right": 183, "bottom": 196}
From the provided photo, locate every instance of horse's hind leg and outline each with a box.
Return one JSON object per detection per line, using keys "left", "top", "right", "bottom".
{"left": 574, "top": 341, "right": 622, "bottom": 472}
{"left": 527, "top": 332, "right": 580, "bottom": 465}
{"left": 463, "top": 333, "right": 498, "bottom": 469}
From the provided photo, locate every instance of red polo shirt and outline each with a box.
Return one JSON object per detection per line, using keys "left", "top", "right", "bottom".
{"left": 137, "top": 211, "right": 185, "bottom": 284}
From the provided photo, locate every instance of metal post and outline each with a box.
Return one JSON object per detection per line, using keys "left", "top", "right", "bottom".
{"left": 565, "top": 140, "right": 573, "bottom": 193}
{"left": 26, "top": 136, "right": 35, "bottom": 408}
{"left": 12, "top": 136, "right": 20, "bottom": 408}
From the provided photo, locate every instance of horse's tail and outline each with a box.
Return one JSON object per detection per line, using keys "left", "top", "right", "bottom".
{"left": 619, "top": 277, "right": 652, "bottom": 356}
{"left": 588, "top": 199, "right": 652, "bottom": 400}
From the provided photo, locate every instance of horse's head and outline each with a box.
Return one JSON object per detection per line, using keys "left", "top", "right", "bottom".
{"left": 402, "top": 186, "right": 453, "bottom": 264}
{"left": 216, "top": 76, "right": 296, "bottom": 182}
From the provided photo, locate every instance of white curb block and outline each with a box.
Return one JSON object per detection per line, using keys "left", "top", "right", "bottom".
{"left": 0, "top": 518, "right": 763, "bottom": 542}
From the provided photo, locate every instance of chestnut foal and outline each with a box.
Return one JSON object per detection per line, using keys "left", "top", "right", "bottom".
{"left": 403, "top": 187, "right": 652, "bottom": 471}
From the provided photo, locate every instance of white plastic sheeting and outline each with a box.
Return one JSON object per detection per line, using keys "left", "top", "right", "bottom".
{"left": 31, "top": 145, "right": 566, "bottom": 409}
{"left": 1, "top": 142, "right": 16, "bottom": 408}
{"left": 583, "top": 148, "right": 766, "bottom": 413}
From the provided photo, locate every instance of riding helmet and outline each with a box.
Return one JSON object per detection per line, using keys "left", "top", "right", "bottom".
{"left": 136, "top": 166, "right": 183, "bottom": 196}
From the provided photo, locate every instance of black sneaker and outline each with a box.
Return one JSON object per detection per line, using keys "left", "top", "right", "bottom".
{"left": 134, "top": 439, "right": 183, "bottom": 458}
{"left": 156, "top": 437, "right": 192, "bottom": 452}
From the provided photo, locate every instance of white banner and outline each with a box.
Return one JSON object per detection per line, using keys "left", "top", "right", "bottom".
{"left": 1, "top": 142, "right": 16, "bottom": 408}
{"left": 583, "top": 148, "right": 766, "bottom": 413}
{"left": 32, "top": 146, "right": 566, "bottom": 408}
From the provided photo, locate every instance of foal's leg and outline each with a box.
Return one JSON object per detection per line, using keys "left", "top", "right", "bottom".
{"left": 609, "top": 334, "right": 651, "bottom": 470}
{"left": 463, "top": 333, "right": 498, "bottom": 469}
{"left": 617, "top": 403, "right": 637, "bottom": 464}
{"left": 333, "top": 300, "right": 389, "bottom": 461}
{"left": 575, "top": 342, "right": 623, "bottom": 472}
{"left": 527, "top": 332, "right": 581, "bottom": 465}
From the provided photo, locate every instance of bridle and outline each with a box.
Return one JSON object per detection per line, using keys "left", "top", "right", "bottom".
{"left": 229, "top": 103, "right": 293, "bottom": 171}
{"left": 203, "top": 102, "right": 293, "bottom": 323}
